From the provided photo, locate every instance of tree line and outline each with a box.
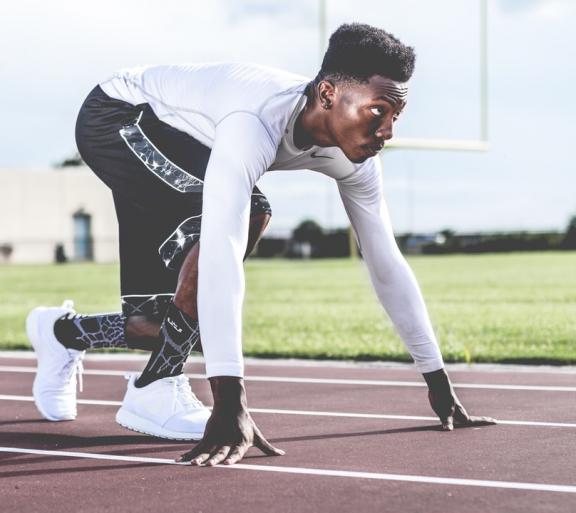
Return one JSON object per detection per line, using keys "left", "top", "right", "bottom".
{"left": 254, "top": 216, "right": 576, "bottom": 258}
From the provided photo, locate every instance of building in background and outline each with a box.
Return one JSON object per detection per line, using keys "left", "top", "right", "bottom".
{"left": 0, "top": 168, "right": 118, "bottom": 264}
{"left": 1, "top": 168, "right": 571, "bottom": 264}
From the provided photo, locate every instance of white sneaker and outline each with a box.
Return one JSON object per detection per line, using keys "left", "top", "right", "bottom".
{"left": 26, "top": 300, "right": 85, "bottom": 421}
{"left": 115, "top": 374, "right": 210, "bottom": 440}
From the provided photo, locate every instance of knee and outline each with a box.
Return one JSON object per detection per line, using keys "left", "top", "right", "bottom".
{"left": 250, "top": 212, "right": 271, "bottom": 233}
{"left": 251, "top": 193, "right": 272, "bottom": 218}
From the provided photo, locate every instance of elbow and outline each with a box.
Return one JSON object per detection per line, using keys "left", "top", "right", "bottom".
{"left": 369, "top": 249, "right": 409, "bottom": 287}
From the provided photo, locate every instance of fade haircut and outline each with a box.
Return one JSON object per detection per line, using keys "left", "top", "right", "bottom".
{"left": 316, "top": 23, "right": 416, "bottom": 85}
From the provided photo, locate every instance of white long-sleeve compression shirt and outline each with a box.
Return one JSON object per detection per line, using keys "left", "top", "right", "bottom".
{"left": 100, "top": 62, "right": 444, "bottom": 377}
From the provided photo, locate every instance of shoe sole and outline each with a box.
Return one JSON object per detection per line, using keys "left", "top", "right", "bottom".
{"left": 27, "top": 307, "right": 76, "bottom": 422}
{"left": 115, "top": 407, "right": 204, "bottom": 441}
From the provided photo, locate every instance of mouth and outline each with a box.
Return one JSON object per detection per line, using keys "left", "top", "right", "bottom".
{"left": 362, "top": 143, "right": 384, "bottom": 157}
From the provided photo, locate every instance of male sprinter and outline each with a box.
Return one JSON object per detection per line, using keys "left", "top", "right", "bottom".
{"left": 27, "top": 23, "right": 495, "bottom": 465}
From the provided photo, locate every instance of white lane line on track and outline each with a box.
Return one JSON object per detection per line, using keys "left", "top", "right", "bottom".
{"left": 0, "top": 365, "right": 574, "bottom": 392}
{"left": 0, "top": 394, "right": 121, "bottom": 406}
{"left": 3, "top": 352, "right": 576, "bottom": 375}
{"left": 248, "top": 408, "right": 576, "bottom": 429}
{"left": 0, "top": 446, "right": 187, "bottom": 465}
{"left": 1, "top": 446, "right": 575, "bottom": 494}
{"left": 1, "top": 394, "right": 575, "bottom": 428}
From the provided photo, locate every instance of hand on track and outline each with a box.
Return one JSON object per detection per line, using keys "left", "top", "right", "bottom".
{"left": 177, "top": 377, "right": 284, "bottom": 466}
{"left": 424, "top": 368, "right": 497, "bottom": 431}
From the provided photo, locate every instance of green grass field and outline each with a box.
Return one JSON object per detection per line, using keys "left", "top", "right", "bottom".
{"left": 1, "top": 252, "right": 575, "bottom": 364}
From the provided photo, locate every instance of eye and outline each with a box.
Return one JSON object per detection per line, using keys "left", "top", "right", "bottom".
{"left": 370, "top": 106, "right": 385, "bottom": 117}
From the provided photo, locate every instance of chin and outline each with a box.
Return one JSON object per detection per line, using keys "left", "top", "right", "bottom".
{"left": 347, "top": 153, "right": 369, "bottom": 164}
{"left": 341, "top": 148, "right": 368, "bottom": 164}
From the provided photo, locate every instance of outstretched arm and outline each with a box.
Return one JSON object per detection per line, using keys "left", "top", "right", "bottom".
{"left": 338, "top": 158, "right": 443, "bottom": 373}
{"left": 179, "top": 113, "right": 284, "bottom": 465}
{"left": 338, "top": 158, "right": 495, "bottom": 429}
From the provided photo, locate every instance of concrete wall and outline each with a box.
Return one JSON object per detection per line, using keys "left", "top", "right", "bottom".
{"left": 0, "top": 168, "right": 118, "bottom": 263}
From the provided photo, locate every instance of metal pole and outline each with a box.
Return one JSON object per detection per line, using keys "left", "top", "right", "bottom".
{"left": 348, "top": 221, "right": 358, "bottom": 258}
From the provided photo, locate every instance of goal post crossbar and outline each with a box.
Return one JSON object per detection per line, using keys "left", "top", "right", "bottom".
{"left": 386, "top": 138, "right": 489, "bottom": 152}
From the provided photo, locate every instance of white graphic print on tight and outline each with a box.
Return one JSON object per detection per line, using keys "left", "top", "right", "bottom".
{"left": 119, "top": 111, "right": 204, "bottom": 194}
{"left": 121, "top": 294, "right": 173, "bottom": 318}
{"left": 158, "top": 216, "right": 202, "bottom": 270}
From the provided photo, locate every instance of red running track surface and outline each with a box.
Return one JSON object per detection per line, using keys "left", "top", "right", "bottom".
{"left": 0, "top": 354, "right": 575, "bottom": 513}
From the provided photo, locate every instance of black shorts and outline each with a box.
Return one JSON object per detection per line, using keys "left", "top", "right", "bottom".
{"left": 75, "top": 86, "right": 271, "bottom": 318}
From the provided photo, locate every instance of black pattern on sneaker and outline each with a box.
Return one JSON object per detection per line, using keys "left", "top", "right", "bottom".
{"left": 54, "top": 313, "right": 127, "bottom": 351}
{"left": 136, "top": 302, "right": 200, "bottom": 388}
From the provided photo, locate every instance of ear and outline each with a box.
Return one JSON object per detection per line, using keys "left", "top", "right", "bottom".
{"left": 317, "top": 80, "right": 336, "bottom": 109}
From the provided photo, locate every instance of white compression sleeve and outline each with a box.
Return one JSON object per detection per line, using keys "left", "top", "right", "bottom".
{"left": 197, "top": 113, "right": 275, "bottom": 378}
{"left": 338, "top": 159, "right": 444, "bottom": 373}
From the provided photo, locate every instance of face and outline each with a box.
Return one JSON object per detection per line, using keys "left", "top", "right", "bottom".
{"left": 320, "top": 75, "right": 408, "bottom": 163}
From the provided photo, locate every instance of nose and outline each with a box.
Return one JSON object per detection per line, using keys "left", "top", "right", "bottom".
{"left": 375, "top": 120, "right": 393, "bottom": 141}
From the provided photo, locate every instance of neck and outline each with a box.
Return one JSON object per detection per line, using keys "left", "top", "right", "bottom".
{"left": 293, "top": 83, "right": 334, "bottom": 150}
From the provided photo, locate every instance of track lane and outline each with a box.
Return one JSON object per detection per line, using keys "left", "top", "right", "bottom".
{"left": 1, "top": 356, "right": 575, "bottom": 513}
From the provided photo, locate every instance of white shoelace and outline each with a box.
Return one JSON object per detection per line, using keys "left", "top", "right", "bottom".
{"left": 59, "top": 352, "right": 85, "bottom": 392}
{"left": 56, "top": 300, "right": 84, "bottom": 392}
{"left": 176, "top": 378, "right": 205, "bottom": 409}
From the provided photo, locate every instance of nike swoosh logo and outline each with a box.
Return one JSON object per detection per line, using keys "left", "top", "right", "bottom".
{"left": 310, "top": 151, "right": 334, "bottom": 159}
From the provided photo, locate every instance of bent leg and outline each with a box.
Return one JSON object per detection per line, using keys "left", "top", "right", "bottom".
{"left": 52, "top": 211, "right": 271, "bottom": 355}
{"left": 126, "top": 206, "right": 271, "bottom": 352}
{"left": 135, "top": 197, "right": 271, "bottom": 386}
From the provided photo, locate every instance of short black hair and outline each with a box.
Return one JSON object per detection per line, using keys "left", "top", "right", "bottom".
{"left": 316, "top": 23, "right": 415, "bottom": 84}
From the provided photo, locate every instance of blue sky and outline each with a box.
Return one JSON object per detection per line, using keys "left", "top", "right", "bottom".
{"left": 1, "top": 0, "right": 574, "bottom": 234}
